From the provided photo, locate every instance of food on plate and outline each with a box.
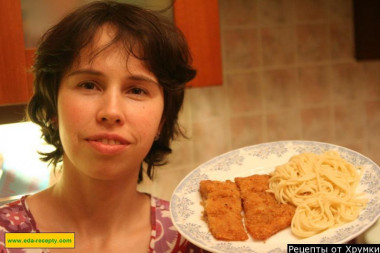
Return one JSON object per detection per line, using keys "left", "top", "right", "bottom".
{"left": 268, "top": 151, "right": 368, "bottom": 238}
{"left": 199, "top": 180, "right": 248, "bottom": 241}
{"left": 235, "top": 174, "right": 296, "bottom": 240}
{"left": 198, "top": 150, "right": 367, "bottom": 241}
{"left": 199, "top": 175, "right": 295, "bottom": 241}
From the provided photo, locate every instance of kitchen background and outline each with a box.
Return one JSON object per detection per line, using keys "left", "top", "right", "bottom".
{"left": 0, "top": 0, "right": 379, "bottom": 244}
{"left": 142, "top": 0, "right": 380, "bottom": 200}
{"left": 0, "top": 0, "right": 379, "bottom": 204}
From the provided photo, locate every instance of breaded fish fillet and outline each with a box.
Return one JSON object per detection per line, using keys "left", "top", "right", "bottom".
{"left": 199, "top": 180, "right": 248, "bottom": 241}
{"left": 235, "top": 174, "right": 295, "bottom": 241}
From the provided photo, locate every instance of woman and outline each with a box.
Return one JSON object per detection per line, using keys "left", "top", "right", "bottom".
{"left": 0, "top": 1, "right": 206, "bottom": 252}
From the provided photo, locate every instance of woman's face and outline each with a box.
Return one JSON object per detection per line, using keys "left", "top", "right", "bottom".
{"left": 57, "top": 25, "right": 164, "bottom": 181}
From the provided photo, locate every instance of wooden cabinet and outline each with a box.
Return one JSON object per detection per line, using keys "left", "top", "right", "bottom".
{"left": 174, "top": 0, "right": 222, "bottom": 87}
{"left": 0, "top": 0, "right": 31, "bottom": 105}
{"left": 0, "top": 0, "right": 222, "bottom": 106}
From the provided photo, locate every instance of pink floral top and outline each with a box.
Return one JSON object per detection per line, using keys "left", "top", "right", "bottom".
{"left": 0, "top": 196, "right": 207, "bottom": 253}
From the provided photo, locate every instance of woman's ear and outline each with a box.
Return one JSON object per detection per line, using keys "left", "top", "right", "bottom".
{"left": 50, "top": 116, "right": 58, "bottom": 129}
{"left": 156, "top": 117, "right": 165, "bottom": 140}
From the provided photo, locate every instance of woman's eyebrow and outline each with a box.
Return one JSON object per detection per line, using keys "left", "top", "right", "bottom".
{"left": 127, "top": 75, "right": 158, "bottom": 85}
{"left": 66, "top": 69, "right": 104, "bottom": 77}
{"left": 66, "top": 69, "right": 158, "bottom": 84}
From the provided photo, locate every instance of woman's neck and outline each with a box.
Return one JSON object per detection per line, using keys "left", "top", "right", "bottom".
{"left": 54, "top": 165, "right": 146, "bottom": 230}
{"left": 26, "top": 163, "right": 152, "bottom": 252}
{"left": 56, "top": 170, "right": 138, "bottom": 212}
{"left": 29, "top": 160, "right": 151, "bottom": 236}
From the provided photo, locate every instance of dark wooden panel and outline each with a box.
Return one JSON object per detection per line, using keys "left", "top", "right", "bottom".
{"left": 0, "top": 104, "right": 27, "bottom": 124}
{"left": 353, "top": 0, "right": 380, "bottom": 60}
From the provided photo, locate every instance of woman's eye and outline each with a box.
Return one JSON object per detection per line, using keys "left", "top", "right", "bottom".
{"left": 79, "top": 81, "right": 97, "bottom": 90}
{"left": 129, "top": 87, "right": 146, "bottom": 95}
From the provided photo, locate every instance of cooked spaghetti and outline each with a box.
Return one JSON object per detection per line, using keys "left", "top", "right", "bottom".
{"left": 268, "top": 151, "right": 367, "bottom": 238}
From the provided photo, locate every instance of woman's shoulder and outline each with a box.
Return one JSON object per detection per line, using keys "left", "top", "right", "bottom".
{"left": 0, "top": 196, "right": 39, "bottom": 252}
{"left": 0, "top": 196, "right": 36, "bottom": 233}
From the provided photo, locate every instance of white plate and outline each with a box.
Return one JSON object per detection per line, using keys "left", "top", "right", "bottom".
{"left": 170, "top": 140, "right": 380, "bottom": 253}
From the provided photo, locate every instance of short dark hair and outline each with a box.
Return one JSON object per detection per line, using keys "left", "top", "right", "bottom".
{"left": 27, "top": 0, "right": 196, "bottom": 183}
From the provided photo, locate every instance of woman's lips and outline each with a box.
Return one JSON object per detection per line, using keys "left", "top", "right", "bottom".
{"left": 91, "top": 138, "right": 123, "bottom": 145}
{"left": 85, "top": 134, "right": 129, "bottom": 155}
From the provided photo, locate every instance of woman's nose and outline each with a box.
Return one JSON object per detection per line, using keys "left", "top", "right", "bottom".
{"left": 96, "top": 92, "right": 124, "bottom": 125}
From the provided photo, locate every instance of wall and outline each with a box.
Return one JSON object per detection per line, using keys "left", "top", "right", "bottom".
{"left": 141, "top": 0, "right": 380, "bottom": 200}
